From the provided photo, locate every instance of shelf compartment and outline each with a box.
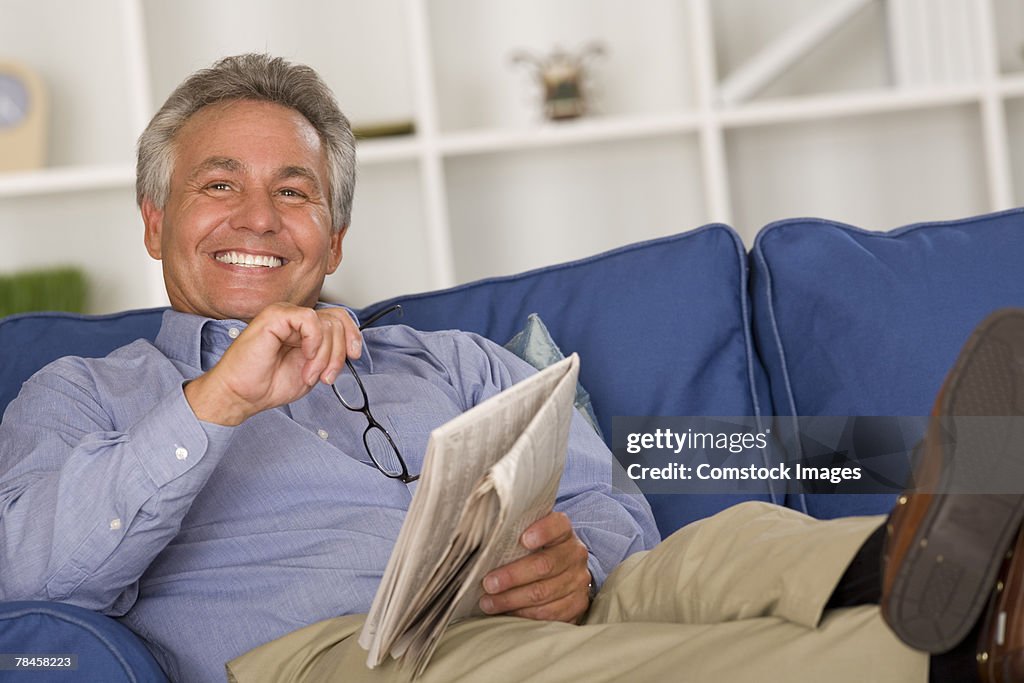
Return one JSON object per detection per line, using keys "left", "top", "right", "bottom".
{"left": 725, "top": 103, "right": 990, "bottom": 242}
{"left": 0, "top": 188, "right": 164, "bottom": 313}
{"left": 444, "top": 134, "right": 706, "bottom": 284}
{"left": 1004, "top": 95, "right": 1024, "bottom": 205}
{"left": 428, "top": 0, "right": 694, "bottom": 133}
{"left": 999, "top": 74, "right": 1024, "bottom": 98}
{"left": 0, "top": 0, "right": 142, "bottom": 169}
{"left": 142, "top": 0, "right": 415, "bottom": 128}
{"left": 712, "top": 0, "right": 890, "bottom": 103}
{"left": 992, "top": 0, "right": 1024, "bottom": 76}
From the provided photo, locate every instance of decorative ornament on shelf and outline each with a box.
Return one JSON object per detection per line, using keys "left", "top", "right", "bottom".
{"left": 510, "top": 42, "right": 606, "bottom": 121}
{"left": 0, "top": 60, "right": 47, "bottom": 173}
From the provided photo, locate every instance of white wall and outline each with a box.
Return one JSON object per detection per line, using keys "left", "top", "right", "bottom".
{"left": 1, "top": 0, "right": 1022, "bottom": 312}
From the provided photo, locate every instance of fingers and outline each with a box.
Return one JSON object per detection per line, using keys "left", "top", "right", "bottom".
{"left": 480, "top": 513, "right": 591, "bottom": 623}
{"left": 247, "top": 304, "right": 363, "bottom": 387}
{"left": 194, "top": 304, "right": 364, "bottom": 425}
{"left": 260, "top": 305, "right": 327, "bottom": 384}
{"left": 483, "top": 513, "right": 576, "bottom": 592}
{"left": 311, "top": 308, "right": 363, "bottom": 385}
{"left": 257, "top": 303, "right": 324, "bottom": 358}
{"left": 479, "top": 545, "right": 591, "bottom": 621}
{"left": 337, "top": 308, "right": 363, "bottom": 359}
{"left": 522, "top": 511, "right": 574, "bottom": 550}
{"left": 303, "top": 319, "right": 336, "bottom": 386}
{"left": 493, "top": 582, "right": 591, "bottom": 623}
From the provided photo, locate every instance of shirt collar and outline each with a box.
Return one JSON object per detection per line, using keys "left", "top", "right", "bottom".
{"left": 154, "top": 304, "right": 368, "bottom": 373}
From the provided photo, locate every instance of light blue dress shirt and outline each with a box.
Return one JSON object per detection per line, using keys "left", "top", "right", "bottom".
{"left": 0, "top": 309, "right": 659, "bottom": 682}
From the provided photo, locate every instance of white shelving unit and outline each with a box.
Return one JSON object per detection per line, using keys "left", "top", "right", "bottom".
{"left": 2, "top": 0, "right": 1023, "bottom": 313}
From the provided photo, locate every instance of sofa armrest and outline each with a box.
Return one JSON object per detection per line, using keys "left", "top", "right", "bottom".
{"left": 0, "top": 601, "right": 168, "bottom": 681}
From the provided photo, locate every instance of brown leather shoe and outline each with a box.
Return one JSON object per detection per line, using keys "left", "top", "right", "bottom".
{"left": 977, "top": 525, "right": 1024, "bottom": 683}
{"left": 882, "top": 308, "right": 1024, "bottom": 654}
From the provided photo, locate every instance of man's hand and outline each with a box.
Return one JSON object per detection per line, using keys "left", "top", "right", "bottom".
{"left": 185, "top": 303, "right": 362, "bottom": 426}
{"left": 479, "top": 511, "right": 592, "bottom": 624}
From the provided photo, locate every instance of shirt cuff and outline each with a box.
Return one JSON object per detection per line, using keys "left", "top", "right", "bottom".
{"left": 587, "top": 552, "right": 607, "bottom": 593}
{"left": 129, "top": 384, "right": 235, "bottom": 488}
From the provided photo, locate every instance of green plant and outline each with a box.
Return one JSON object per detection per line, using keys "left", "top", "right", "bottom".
{"left": 0, "top": 267, "right": 87, "bottom": 317}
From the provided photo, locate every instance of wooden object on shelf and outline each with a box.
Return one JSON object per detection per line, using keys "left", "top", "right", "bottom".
{"left": 353, "top": 120, "right": 415, "bottom": 139}
{"left": 0, "top": 60, "right": 47, "bottom": 172}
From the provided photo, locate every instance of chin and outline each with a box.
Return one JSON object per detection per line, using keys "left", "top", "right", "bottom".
{"left": 213, "top": 294, "right": 320, "bottom": 322}
{"left": 209, "top": 297, "right": 275, "bottom": 322}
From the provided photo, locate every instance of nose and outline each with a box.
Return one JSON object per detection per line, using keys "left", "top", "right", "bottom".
{"left": 232, "top": 188, "right": 282, "bottom": 235}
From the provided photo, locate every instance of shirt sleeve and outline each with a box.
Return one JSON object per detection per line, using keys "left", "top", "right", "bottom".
{"left": 0, "top": 358, "right": 235, "bottom": 615}
{"left": 444, "top": 332, "right": 661, "bottom": 589}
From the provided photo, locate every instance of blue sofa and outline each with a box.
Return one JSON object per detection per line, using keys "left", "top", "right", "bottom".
{"left": 2, "top": 208, "right": 1024, "bottom": 681}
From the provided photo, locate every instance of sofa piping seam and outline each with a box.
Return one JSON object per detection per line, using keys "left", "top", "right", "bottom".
{"left": 751, "top": 236, "right": 807, "bottom": 515}
{"left": 727, "top": 228, "right": 782, "bottom": 507}
{"left": 361, "top": 224, "right": 732, "bottom": 313}
{"left": 756, "top": 205, "right": 1024, "bottom": 243}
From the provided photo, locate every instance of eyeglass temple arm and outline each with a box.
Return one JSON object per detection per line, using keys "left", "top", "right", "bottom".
{"left": 358, "top": 304, "right": 403, "bottom": 331}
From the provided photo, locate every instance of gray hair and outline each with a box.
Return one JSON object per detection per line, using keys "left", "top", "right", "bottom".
{"left": 136, "top": 53, "right": 356, "bottom": 233}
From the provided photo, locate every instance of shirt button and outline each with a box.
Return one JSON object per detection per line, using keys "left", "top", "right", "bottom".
{"left": 228, "top": 327, "right": 240, "bottom": 339}
{"left": 110, "top": 518, "right": 122, "bottom": 531}
{"left": 175, "top": 446, "right": 189, "bottom": 460}
{"left": 317, "top": 429, "right": 329, "bottom": 440}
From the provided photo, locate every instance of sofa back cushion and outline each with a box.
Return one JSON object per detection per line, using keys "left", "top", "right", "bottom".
{"left": 0, "top": 308, "right": 165, "bottom": 418}
{"left": 360, "top": 224, "right": 776, "bottom": 534}
{"left": 750, "top": 208, "right": 1024, "bottom": 518}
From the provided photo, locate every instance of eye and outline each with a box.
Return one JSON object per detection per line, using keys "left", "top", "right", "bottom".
{"left": 278, "top": 187, "right": 308, "bottom": 199}
{"left": 205, "top": 182, "right": 232, "bottom": 192}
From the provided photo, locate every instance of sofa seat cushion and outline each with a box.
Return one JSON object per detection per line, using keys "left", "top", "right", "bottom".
{"left": 751, "top": 208, "right": 1024, "bottom": 518}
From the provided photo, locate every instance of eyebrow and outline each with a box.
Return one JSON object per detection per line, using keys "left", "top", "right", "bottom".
{"left": 187, "top": 157, "right": 322, "bottom": 192}
{"left": 187, "top": 156, "right": 243, "bottom": 183}
{"left": 276, "top": 165, "right": 323, "bottom": 192}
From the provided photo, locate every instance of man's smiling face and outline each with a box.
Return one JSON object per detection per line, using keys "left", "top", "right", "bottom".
{"left": 141, "top": 99, "right": 344, "bottom": 321}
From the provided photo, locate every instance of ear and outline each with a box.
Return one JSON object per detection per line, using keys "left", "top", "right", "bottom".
{"left": 141, "top": 198, "right": 165, "bottom": 260}
{"left": 326, "top": 224, "right": 347, "bottom": 274}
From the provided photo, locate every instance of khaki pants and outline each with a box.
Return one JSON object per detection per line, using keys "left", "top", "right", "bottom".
{"left": 227, "top": 502, "right": 928, "bottom": 683}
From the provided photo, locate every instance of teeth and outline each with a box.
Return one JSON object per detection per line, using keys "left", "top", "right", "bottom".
{"left": 215, "top": 251, "right": 283, "bottom": 268}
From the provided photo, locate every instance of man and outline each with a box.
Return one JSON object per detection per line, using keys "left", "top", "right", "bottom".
{"left": 0, "top": 54, "right": 1020, "bottom": 683}
{"left": 0, "top": 54, "right": 656, "bottom": 681}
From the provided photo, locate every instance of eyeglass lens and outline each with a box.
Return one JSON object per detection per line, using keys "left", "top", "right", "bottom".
{"left": 364, "top": 426, "right": 405, "bottom": 477}
{"left": 333, "top": 370, "right": 366, "bottom": 411}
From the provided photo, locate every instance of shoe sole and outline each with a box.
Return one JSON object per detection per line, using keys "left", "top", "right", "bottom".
{"left": 885, "top": 308, "right": 1024, "bottom": 653}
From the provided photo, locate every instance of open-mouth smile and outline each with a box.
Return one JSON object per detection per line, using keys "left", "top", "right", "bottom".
{"left": 214, "top": 251, "right": 285, "bottom": 269}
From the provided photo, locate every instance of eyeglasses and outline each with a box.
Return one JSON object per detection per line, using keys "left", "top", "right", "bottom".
{"left": 331, "top": 305, "right": 419, "bottom": 483}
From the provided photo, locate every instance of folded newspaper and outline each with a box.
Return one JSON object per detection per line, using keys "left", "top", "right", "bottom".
{"left": 358, "top": 353, "right": 580, "bottom": 677}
